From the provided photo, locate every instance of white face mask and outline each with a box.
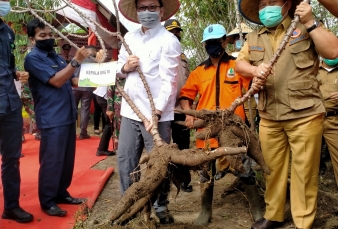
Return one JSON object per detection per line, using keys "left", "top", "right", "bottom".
{"left": 0, "top": 1, "right": 11, "bottom": 17}
{"left": 137, "top": 11, "right": 160, "bottom": 29}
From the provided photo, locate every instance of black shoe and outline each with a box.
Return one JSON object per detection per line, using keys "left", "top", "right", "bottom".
{"left": 251, "top": 218, "right": 283, "bottom": 229}
{"left": 56, "top": 196, "right": 86, "bottom": 205}
{"left": 96, "top": 150, "right": 116, "bottom": 156}
{"left": 42, "top": 205, "right": 67, "bottom": 217}
{"left": 180, "top": 182, "right": 193, "bottom": 192}
{"left": 79, "top": 134, "right": 90, "bottom": 140}
{"left": 2, "top": 207, "right": 34, "bottom": 223}
{"left": 155, "top": 210, "right": 174, "bottom": 224}
{"left": 35, "top": 133, "right": 41, "bottom": 140}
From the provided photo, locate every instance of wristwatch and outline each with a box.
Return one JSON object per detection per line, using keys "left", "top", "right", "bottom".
{"left": 70, "top": 59, "right": 80, "bottom": 68}
{"left": 155, "top": 113, "right": 161, "bottom": 120}
{"left": 306, "top": 19, "right": 321, "bottom": 33}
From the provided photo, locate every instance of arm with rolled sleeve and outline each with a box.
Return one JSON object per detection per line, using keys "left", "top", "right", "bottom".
{"left": 235, "top": 41, "right": 257, "bottom": 78}
{"left": 179, "top": 70, "right": 200, "bottom": 101}
{"left": 156, "top": 39, "right": 181, "bottom": 112}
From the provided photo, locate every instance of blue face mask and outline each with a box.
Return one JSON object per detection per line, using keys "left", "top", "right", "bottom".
{"left": 323, "top": 58, "right": 338, "bottom": 67}
{"left": 137, "top": 11, "right": 160, "bottom": 29}
{"left": 259, "top": 3, "right": 287, "bottom": 28}
{"left": 235, "top": 40, "right": 243, "bottom": 50}
{"left": 0, "top": 1, "right": 11, "bottom": 17}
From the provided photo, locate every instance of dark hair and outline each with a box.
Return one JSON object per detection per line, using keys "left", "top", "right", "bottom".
{"left": 135, "top": 0, "right": 163, "bottom": 7}
{"left": 27, "top": 18, "right": 46, "bottom": 38}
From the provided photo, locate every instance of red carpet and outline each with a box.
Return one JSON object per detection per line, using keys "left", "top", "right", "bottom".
{"left": 0, "top": 134, "right": 114, "bottom": 229}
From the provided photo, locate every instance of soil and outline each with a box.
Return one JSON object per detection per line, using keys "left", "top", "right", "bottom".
{"left": 75, "top": 123, "right": 338, "bottom": 229}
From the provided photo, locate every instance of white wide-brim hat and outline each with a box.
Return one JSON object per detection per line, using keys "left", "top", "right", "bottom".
{"left": 118, "top": 0, "right": 180, "bottom": 24}
{"left": 227, "top": 23, "right": 253, "bottom": 44}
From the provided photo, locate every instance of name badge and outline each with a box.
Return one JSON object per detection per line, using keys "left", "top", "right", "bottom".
{"left": 249, "top": 46, "right": 265, "bottom": 52}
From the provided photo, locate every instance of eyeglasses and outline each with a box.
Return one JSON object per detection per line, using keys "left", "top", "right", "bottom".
{"left": 137, "top": 5, "right": 161, "bottom": 12}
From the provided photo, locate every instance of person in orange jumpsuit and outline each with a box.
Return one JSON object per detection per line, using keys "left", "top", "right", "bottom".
{"left": 179, "top": 24, "right": 262, "bottom": 226}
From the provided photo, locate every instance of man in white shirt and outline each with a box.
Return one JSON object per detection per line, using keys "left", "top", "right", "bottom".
{"left": 116, "top": 0, "right": 181, "bottom": 225}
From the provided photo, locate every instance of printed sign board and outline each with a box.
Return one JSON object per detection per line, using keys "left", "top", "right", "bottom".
{"left": 78, "top": 61, "right": 117, "bottom": 87}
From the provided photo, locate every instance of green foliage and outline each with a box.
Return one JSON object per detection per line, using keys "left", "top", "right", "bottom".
{"left": 61, "top": 24, "right": 86, "bottom": 34}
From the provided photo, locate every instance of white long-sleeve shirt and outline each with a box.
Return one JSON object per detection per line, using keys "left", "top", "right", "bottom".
{"left": 117, "top": 23, "right": 181, "bottom": 122}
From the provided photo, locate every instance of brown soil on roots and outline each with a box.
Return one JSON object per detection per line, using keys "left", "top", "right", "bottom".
{"left": 75, "top": 156, "right": 338, "bottom": 229}
{"left": 76, "top": 122, "right": 338, "bottom": 229}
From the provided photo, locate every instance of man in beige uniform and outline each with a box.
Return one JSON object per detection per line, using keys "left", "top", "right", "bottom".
{"left": 235, "top": 0, "right": 338, "bottom": 229}
{"left": 318, "top": 58, "right": 338, "bottom": 186}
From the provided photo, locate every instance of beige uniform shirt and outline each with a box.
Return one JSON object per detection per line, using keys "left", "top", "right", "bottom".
{"left": 317, "top": 64, "right": 338, "bottom": 111}
{"left": 237, "top": 17, "right": 324, "bottom": 121}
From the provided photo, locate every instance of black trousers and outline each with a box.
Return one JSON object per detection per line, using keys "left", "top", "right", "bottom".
{"left": 39, "top": 122, "right": 76, "bottom": 208}
{"left": 171, "top": 113, "right": 190, "bottom": 150}
{"left": 171, "top": 113, "right": 191, "bottom": 185}
{"left": 0, "top": 106, "right": 22, "bottom": 210}
{"left": 96, "top": 95, "right": 112, "bottom": 151}
{"left": 93, "top": 96, "right": 105, "bottom": 131}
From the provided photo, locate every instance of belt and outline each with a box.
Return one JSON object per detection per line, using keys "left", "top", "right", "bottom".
{"left": 325, "top": 110, "right": 338, "bottom": 117}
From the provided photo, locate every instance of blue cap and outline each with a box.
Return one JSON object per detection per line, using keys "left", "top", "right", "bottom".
{"left": 201, "top": 24, "right": 227, "bottom": 43}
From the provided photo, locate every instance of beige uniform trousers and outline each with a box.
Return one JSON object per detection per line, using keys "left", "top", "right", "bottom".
{"left": 323, "top": 116, "right": 338, "bottom": 185}
{"left": 259, "top": 114, "right": 323, "bottom": 229}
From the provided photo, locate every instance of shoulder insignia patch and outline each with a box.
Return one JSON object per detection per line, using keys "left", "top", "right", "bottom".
{"left": 289, "top": 33, "right": 309, "bottom": 46}
{"left": 291, "top": 28, "right": 302, "bottom": 38}
{"left": 249, "top": 46, "right": 265, "bottom": 52}
{"left": 227, "top": 68, "right": 236, "bottom": 78}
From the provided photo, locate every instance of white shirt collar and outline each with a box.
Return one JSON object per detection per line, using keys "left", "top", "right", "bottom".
{"left": 139, "top": 22, "right": 162, "bottom": 37}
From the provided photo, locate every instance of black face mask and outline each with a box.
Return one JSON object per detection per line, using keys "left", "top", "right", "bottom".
{"left": 205, "top": 41, "right": 224, "bottom": 58}
{"left": 174, "top": 34, "right": 181, "bottom": 42}
{"left": 35, "top": 38, "right": 55, "bottom": 52}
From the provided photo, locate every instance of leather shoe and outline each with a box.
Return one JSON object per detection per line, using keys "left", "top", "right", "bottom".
{"left": 79, "top": 134, "right": 90, "bottom": 140}
{"left": 42, "top": 205, "right": 67, "bottom": 217}
{"left": 96, "top": 150, "right": 115, "bottom": 156}
{"left": 2, "top": 207, "right": 34, "bottom": 223}
{"left": 155, "top": 210, "right": 174, "bottom": 224}
{"left": 56, "top": 196, "right": 86, "bottom": 205}
{"left": 251, "top": 218, "right": 283, "bottom": 229}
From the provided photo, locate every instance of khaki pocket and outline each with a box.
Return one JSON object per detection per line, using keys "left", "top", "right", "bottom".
{"left": 289, "top": 40, "right": 314, "bottom": 69}
{"left": 288, "top": 80, "right": 314, "bottom": 110}
{"left": 249, "top": 51, "right": 264, "bottom": 66}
